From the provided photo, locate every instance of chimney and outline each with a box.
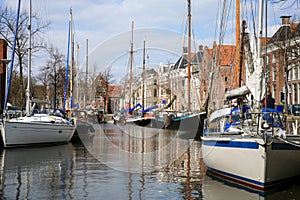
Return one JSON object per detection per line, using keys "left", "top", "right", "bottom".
{"left": 183, "top": 46, "right": 188, "bottom": 54}
{"left": 280, "top": 16, "right": 291, "bottom": 26}
{"left": 198, "top": 45, "right": 203, "bottom": 52}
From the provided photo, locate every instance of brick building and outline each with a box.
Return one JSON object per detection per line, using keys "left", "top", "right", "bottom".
{"left": 263, "top": 16, "right": 300, "bottom": 107}
{"left": 0, "top": 39, "right": 8, "bottom": 114}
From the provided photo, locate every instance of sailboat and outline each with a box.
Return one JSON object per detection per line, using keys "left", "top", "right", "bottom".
{"left": 0, "top": 0, "right": 75, "bottom": 148}
{"left": 201, "top": 0, "right": 300, "bottom": 190}
{"left": 150, "top": 0, "right": 206, "bottom": 137}
{"left": 113, "top": 22, "right": 157, "bottom": 127}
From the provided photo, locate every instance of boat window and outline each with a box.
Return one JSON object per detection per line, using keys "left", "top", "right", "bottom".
{"left": 231, "top": 111, "right": 240, "bottom": 124}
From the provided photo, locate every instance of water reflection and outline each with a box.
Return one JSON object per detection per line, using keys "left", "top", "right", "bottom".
{"left": 0, "top": 144, "right": 74, "bottom": 199}
{"left": 78, "top": 123, "right": 194, "bottom": 173}
{"left": 0, "top": 123, "right": 300, "bottom": 199}
{"left": 203, "top": 174, "right": 300, "bottom": 200}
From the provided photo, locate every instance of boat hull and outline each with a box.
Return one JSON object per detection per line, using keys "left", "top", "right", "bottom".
{"left": 201, "top": 136, "right": 300, "bottom": 190}
{"left": 1, "top": 121, "right": 75, "bottom": 147}
{"left": 151, "top": 112, "right": 206, "bottom": 131}
{"left": 113, "top": 114, "right": 152, "bottom": 127}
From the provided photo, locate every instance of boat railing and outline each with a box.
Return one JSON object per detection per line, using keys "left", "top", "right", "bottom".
{"left": 205, "top": 109, "right": 285, "bottom": 136}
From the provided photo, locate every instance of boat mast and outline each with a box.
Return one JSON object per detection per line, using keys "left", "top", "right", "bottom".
{"left": 142, "top": 37, "right": 146, "bottom": 107}
{"left": 70, "top": 8, "right": 74, "bottom": 109}
{"left": 187, "top": 0, "right": 191, "bottom": 112}
{"left": 235, "top": 0, "right": 241, "bottom": 88}
{"left": 129, "top": 21, "right": 134, "bottom": 108}
{"left": 26, "top": 0, "right": 32, "bottom": 116}
{"left": 84, "top": 38, "right": 88, "bottom": 109}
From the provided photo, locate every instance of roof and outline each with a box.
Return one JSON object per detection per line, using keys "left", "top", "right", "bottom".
{"left": 108, "top": 85, "right": 123, "bottom": 97}
{"left": 207, "top": 44, "right": 235, "bottom": 67}
{"left": 171, "top": 51, "right": 203, "bottom": 70}
{"left": 268, "top": 22, "right": 300, "bottom": 44}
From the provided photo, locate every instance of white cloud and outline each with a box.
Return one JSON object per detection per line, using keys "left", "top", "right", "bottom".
{"left": 2, "top": 0, "right": 299, "bottom": 81}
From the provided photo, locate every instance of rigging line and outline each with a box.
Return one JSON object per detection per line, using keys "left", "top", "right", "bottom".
{"left": 276, "top": 136, "right": 300, "bottom": 148}
{"left": 180, "top": 4, "right": 187, "bottom": 53}
{"left": 250, "top": 0, "right": 258, "bottom": 54}
{"left": 214, "top": 0, "right": 221, "bottom": 42}
{"left": 270, "top": 1, "right": 280, "bottom": 32}
{"left": 4, "top": 0, "right": 22, "bottom": 111}
{"left": 218, "top": 0, "right": 227, "bottom": 46}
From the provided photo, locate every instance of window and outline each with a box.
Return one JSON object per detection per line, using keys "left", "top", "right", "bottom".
{"left": 288, "top": 51, "right": 292, "bottom": 60}
{"left": 288, "top": 64, "right": 292, "bottom": 81}
{"left": 154, "top": 88, "right": 157, "bottom": 97}
{"left": 272, "top": 66, "right": 276, "bottom": 81}
{"left": 293, "top": 63, "right": 297, "bottom": 80}
{"left": 293, "top": 63, "right": 298, "bottom": 80}
{"left": 272, "top": 53, "right": 276, "bottom": 63}
{"left": 294, "top": 84, "right": 297, "bottom": 103}
{"left": 292, "top": 49, "right": 296, "bottom": 60}
{"left": 298, "top": 83, "right": 300, "bottom": 103}
{"left": 154, "top": 79, "right": 157, "bottom": 85}
{"left": 266, "top": 55, "right": 270, "bottom": 65}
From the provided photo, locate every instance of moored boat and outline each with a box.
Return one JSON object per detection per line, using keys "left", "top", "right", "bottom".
{"left": 0, "top": 1, "right": 75, "bottom": 148}
{"left": 202, "top": 104, "right": 300, "bottom": 190}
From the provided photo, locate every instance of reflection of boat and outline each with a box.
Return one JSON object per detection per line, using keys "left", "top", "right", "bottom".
{"left": 203, "top": 172, "right": 300, "bottom": 200}
{"left": 201, "top": 0, "right": 300, "bottom": 190}
{"left": 0, "top": 1, "right": 75, "bottom": 148}
{"left": 71, "top": 109, "right": 95, "bottom": 142}
{"left": 0, "top": 144, "right": 74, "bottom": 199}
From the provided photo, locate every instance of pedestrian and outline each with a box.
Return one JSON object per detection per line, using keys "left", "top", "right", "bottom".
{"left": 262, "top": 91, "right": 275, "bottom": 109}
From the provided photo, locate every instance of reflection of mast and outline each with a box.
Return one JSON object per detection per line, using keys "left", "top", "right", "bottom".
{"left": 187, "top": 0, "right": 191, "bottom": 112}
{"left": 129, "top": 21, "right": 134, "bottom": 108}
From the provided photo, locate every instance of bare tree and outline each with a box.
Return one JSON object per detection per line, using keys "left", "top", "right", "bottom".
{"left": 37, "top": 46, "right": 65, "bottom": 108}
{"left": 0, "top": 5, "right": 50, "bottom": 108}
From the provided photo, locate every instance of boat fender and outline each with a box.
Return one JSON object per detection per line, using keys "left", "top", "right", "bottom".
{"left": 261, "top": 122, "right": 269, "bottom": 130}
{"left": 50, "top": 116, "right": 56, "bottom": 123}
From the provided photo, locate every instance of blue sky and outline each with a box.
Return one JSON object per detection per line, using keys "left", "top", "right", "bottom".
{"left": 2, "top": 0, "right": 299, "bottom": 83}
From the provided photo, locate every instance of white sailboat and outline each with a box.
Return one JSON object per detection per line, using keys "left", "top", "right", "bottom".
{"left": 201, "top": 0, "right": 300, "bottom": 190}
{"left": 0, "top": 0, "right": 75, "bottom": 148}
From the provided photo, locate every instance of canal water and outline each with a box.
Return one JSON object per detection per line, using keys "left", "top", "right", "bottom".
{"left": 1, "top": 123, "right": 300, "bottom": 199}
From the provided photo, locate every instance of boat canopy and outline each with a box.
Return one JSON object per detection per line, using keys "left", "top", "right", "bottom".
{"left": 225, "top": 86, "right": 251, "bottom": 101}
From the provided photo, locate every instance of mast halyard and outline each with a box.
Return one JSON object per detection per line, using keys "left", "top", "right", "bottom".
{"left": 26, "top": 0, "right": 32, "bottom": 116}
{"left": 187, "top": 0, "right": 191, "bottom": 112}
{"left": 128, "top": 21, "right": 134, "bottom": 109}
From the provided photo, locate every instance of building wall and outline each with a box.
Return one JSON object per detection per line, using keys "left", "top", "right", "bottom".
{"left": 0, "top": 39, "right": 8, "bottom": 112}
